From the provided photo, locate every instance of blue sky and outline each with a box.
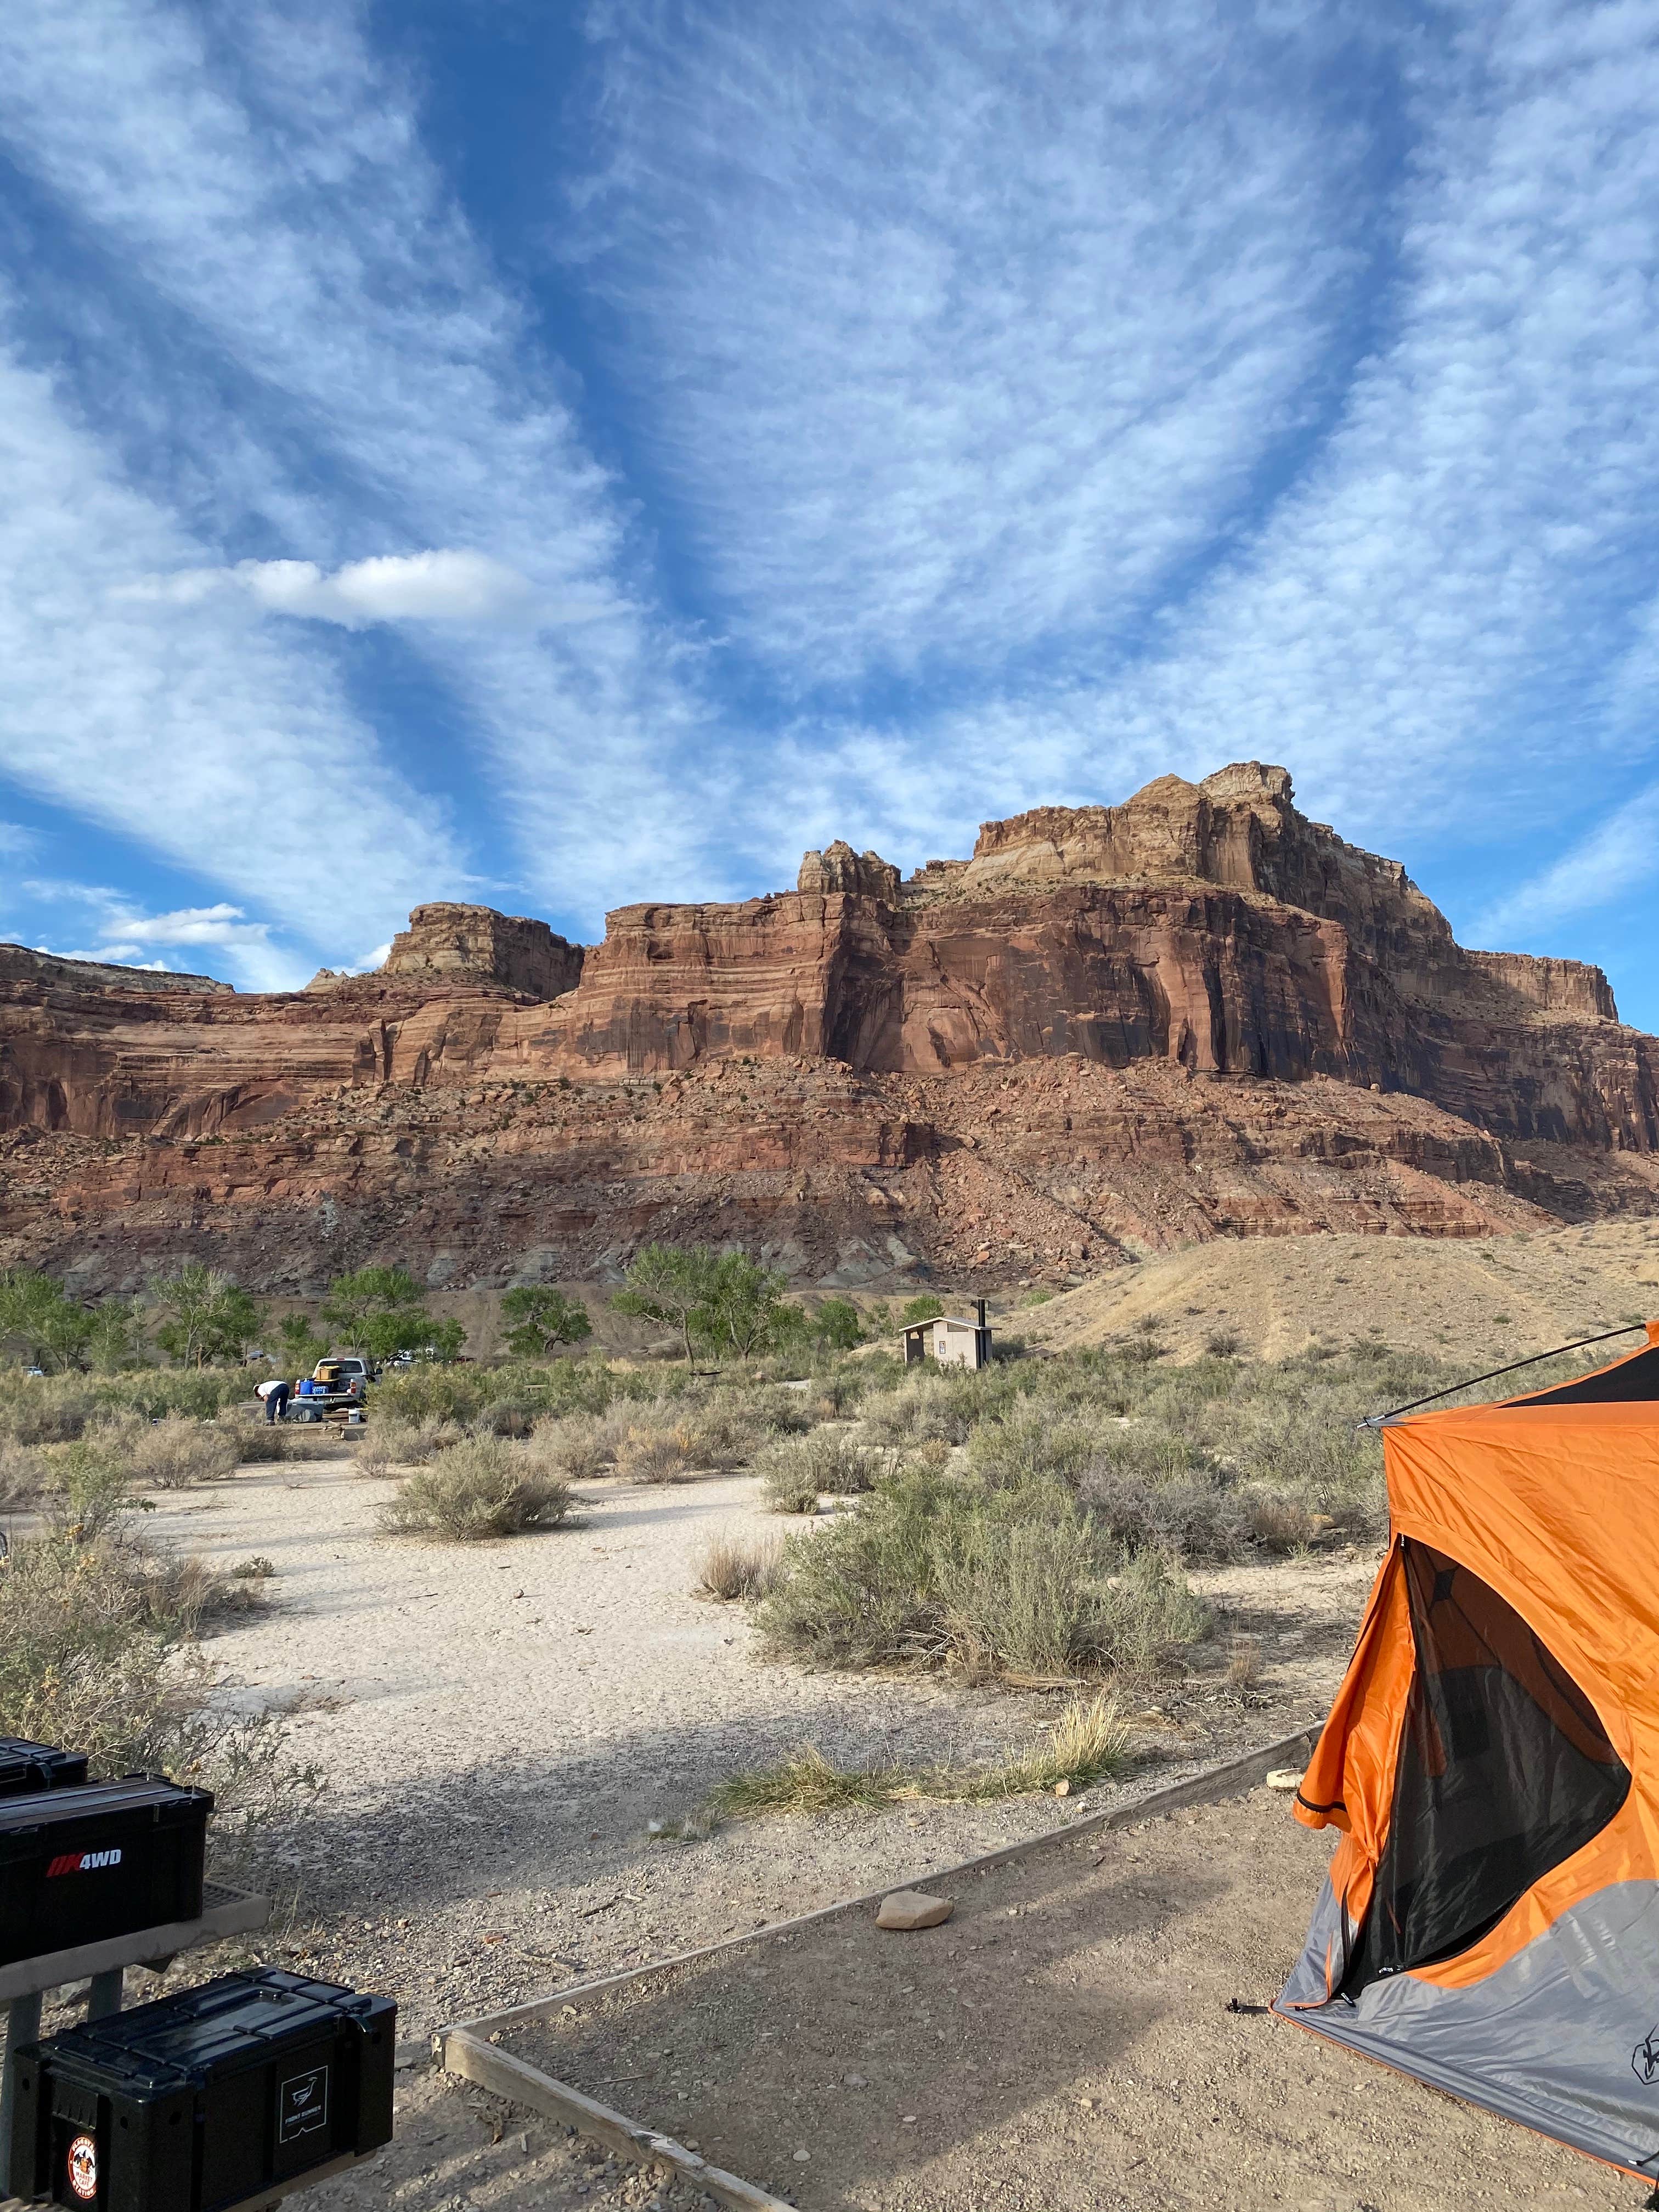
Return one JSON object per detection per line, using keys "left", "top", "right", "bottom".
{"left": 3, "top": 2, "right": 1658, "bottom": 1029}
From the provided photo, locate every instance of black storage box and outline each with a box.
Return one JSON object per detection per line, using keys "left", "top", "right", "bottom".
{"left": 8, "top": 1971, "right": 396, "bottom": 2211}
{"left": 0, "top": 1778, "right": 211, "bottom": 1966}
{"left": 0, "top": 1737, "right": 89, "bottom": 1797}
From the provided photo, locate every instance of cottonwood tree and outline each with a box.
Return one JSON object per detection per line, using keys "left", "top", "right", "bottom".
{"left": 611, "top": 1245, "right": 723, "bottom": 1367}
{"left": 0, "top": 1268, "right": 91, "bottom": 1371}
{"left": 149, "top": 1265, "right": 263, "bottom": 1368}
{"left": 702, "top": 1253, "right": 791, "bottom": 1362}
{"left": 320, "top": 1266, "right": 429, "bottom": 1363}
{"left": 500, "top": 1286, "right": 592, "bottom": 1359}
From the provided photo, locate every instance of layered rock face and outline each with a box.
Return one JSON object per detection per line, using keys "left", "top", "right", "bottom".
{"left": 2, "top": 763, "right": 1656, "bottom": 1291}
{"left": 382, "top": 904, "right": 583, "bottom": 1000}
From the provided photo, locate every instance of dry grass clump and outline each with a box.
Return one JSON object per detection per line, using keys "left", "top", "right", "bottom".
{"left": 379, "top": 1436, "right": 574, "bottom": 1540}
{"left": 696, "top": 1527, "right": 784, "bottom": 1602}
{"left": 699, "top": 1694, "right": 1133, "bottom": 1822}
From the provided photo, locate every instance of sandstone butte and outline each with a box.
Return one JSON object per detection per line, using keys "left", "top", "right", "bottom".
{"left": 2, "top": 763, "right": 1656, "bottom": 1296}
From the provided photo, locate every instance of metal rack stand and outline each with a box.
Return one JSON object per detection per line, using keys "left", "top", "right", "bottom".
{"left": 0, "top": 1881, "right": 269, "bottom": 2190}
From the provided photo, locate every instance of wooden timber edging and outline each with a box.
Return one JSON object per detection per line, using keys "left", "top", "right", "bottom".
{"left": 438, "top": 1722, "right": 1318, "bottom": 2204}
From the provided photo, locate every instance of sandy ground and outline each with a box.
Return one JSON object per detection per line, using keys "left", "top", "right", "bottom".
{"left": 1013, "top": 1216, "right": 1659, "bottom": 1363}
{"left": 115, "top": 1453, "right": 1374, "bottom": 2210}
{"left": 506, "top": 1788, "right": 1639, "bottom": 2212}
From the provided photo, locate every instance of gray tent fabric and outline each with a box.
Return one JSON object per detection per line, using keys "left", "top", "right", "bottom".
{"left": 1276, "top": 1875, "right": 1659, "bottom": 2179}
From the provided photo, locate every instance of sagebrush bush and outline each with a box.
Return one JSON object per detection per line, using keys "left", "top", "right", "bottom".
{"left": 95, "top": 1414, "right": 242, "bottom": 1490}
{"left": 856, "top": 1374, "right": 996, "bottom": 1447}
{"left": 356, "top": 1415, "right": 450, "bottom": 1475}
{"left": 758, "top": 1466, "right": 1207, "bottom": 1683}
{"left": 0, "top": 1375, "right": 100, "bottom": 1444}
{"left": 234, "top": 1421, "right": 287, "bottom": 1464}
{"left": 0, "top": 1511, "right": 311, "bottom": 1879}
{"left": 1079, "top": 1463, "right": 1245, "bottom": 1562}
{"left": 964, "top": 1403, "right": 1095, "bottom": 1488}
{"left": 757, "top": 1427, "right": 871, "bottom": 1499}
{"left": 379, "top": 1436, "right": 574, "bottom": 1539}
{"left": 761, "top": 1460, "right": 821, "bottom": 1515}
{"left": 526, "top": 1412, "right": 612, "bottom": 1480}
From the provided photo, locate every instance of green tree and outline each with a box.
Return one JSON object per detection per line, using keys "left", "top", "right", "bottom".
{"left": 611, "top": 1244, "right": 723, "bottom": 1367}
{"left": 276, "top": 1311, "right": 329, "bottom": 1373}
{"left": 0, "top": 1269, "right": 90, "bottom": 1371}
{"left": 82, "top": 1296, "right": 144, "bottom": 1373}
{"left": 702, "top": 1252, "right": 791, "bottom": 1362}
{"left": 149, "top": 1266, "right": 263, "bottom": 1368}
{"left": 900, "top": 1294, "right": 945, "bottom": 1327}
{"left": 811, "top": 1296, "right": 865, "bottom": 1351}
{"left": 420, "top": 1317, "right": 468, "bottom": 1364}
{"left": 320, "top": 1267, "right": 427, "bottom": 1362}
{"left": 501, "top": 1286, "right": 592, "bottom": 1360}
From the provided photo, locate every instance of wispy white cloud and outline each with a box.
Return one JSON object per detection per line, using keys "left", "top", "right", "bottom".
{"left": 0, "top": 324, "right": 467, "bottom": 965}
{"left": 0, "top": 0, "right": 715, "bottom": 919}
{"left": 576, "top": 0, "right": 1375, "bottom": 687}
{"left": 987, "top": 0, "right": 1659, "bottom": 848}
{"left": 1475, "top": 781, "right": 1659, "bottom": 943}
{"left": 114, "top": 550, "right": 592, "bottom": 629}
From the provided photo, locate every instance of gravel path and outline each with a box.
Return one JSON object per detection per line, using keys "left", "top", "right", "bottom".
{"left": 129, "top": 1455, "right": 1365, "bottom": 2210}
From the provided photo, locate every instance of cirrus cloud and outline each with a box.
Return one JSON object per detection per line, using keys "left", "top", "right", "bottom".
{"left": 114, "top": 548, "right": 616, "bottom": 629}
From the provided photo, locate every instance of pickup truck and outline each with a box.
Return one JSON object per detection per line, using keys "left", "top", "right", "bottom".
{"left": 289, "top": 1357, "right": 369, "bottom": 1425}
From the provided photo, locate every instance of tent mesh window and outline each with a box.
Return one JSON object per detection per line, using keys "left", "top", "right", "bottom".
{"left": 1342, "top": 1540, "right": 1629, "bottom": 1996}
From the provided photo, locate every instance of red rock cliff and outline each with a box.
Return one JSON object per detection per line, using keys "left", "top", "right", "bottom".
{"left": 2, "top": 764, "right": 1656, "bottom": 1290}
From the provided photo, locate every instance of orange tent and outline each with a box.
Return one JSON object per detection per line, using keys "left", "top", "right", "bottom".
{"left": 1277, "top": 1323, "right": 1659, "bottom": 2182}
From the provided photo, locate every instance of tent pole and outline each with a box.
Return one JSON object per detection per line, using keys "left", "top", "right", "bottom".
{"left": 1356, "top": 1323, "right": 1646, "bottom": 1431}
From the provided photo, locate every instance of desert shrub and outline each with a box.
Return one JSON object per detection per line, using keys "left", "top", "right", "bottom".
{"left": 234, "top": 1421, "right": 287, "bottom": 1464}
{"left": 0, "top": 1516, "right": 311, "bottom": 1874}
{"left": 1094, "top": 1549, "right": 1213, "bottom": 1675}
{"left": 759, "top": 1473, "right": 951, "bottom": 1667}
{"left": 758, "top": 1470, "right": 1207, "bottom": 1683}
{"left": 615, "top": 1425, "right": 699, "bottom": 1483}
{"left": 356, "top": 1415, "right": 449, "bottom": 1476}
{"left": 856, "top": 1372, "right": 1004, "bottom": 1448}
{"left": 735, "top": 1384, "right": 816, "bottom": 1437}
{"left": 232, "top": 1555, "right": 276, "bottom": 1580}
{"left": 368, "top": 1364, "right": 490, "bottom": 1428}
{"left": 758, "top": 1427, "right": 871, "bottom": 1499}
{"left": 0, "top": 1374, "right": 100, "bottom": 1444}
{"left": 1078, "top": 1463, "right": 1246, "bottom": 1562}
{"left": 95, "top": 1414, "right": 241, "bottom": 1491}
{"left": 0, "top": 1437, "right": 49, "bottom": 1509}
{"left": 526, "top": 1412, "right": 613, "bottom": 1480}
{"left": 379, "top": 1436, "right": 574, "bottom": 1539}
{"left": 477, "top": 1396, "right": 534, "bottom": 1438}
{"left": 696, "top": 1528, "right": 783, "bottom": 1602}
{"left": 1204, "top": 1327, "right": 1243, "bottom": 1358}
{"left": 964, "top": 1403, "right": 1095, "bottom": 1488}
{"left": 1240, "top": 1488, "right": 1319, "bottom": 1551}
{"left": 112, "top": 1370, "right": 254, "bottom": 1421}
{"left": 761, "top": 1461, "right": 822, "bottom": 1515}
